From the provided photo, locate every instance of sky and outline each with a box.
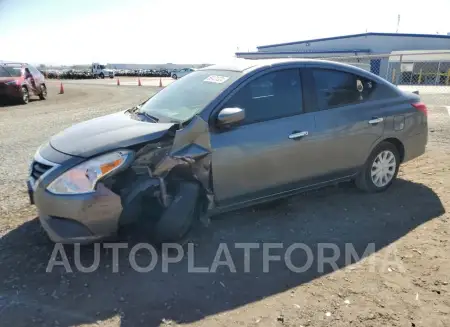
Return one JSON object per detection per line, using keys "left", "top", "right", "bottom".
{"left": 0, "top": 0, "right": 449, "bottom": 65}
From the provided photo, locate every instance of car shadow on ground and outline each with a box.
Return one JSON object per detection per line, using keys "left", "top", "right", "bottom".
{"left": 0, "top": 179, "right": 445, "bottom": 326}
{"left": 0, "top": 98, "right": 39, "bottom": 107}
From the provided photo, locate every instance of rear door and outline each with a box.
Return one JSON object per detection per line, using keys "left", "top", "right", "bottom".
{"left": 210, "top": 68, "right": 322, "bottom": 206}
{"left": 307, "top": 68, "right": 386, "bottom": 176}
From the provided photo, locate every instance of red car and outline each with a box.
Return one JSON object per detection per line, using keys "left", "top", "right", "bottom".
{"left": 0, "top": 63, "right": 47, "bottom": 104}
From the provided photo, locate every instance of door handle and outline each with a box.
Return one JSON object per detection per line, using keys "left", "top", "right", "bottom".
{"left": 289, "top": 131, "right": 308, "bottom": 139}
{"left": 368, "top": 117, "right": 384, "bottom": 125}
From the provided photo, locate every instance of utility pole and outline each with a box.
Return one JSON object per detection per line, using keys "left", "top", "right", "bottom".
{"left": 396, "top": 14, "right": 401, "bottom": 33}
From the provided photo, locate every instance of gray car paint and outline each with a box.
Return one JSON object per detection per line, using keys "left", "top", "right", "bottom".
{"left": 30, "top": 58, "right": 428, "bottom": 243}
{"left": 50, "top": 111, "right": 175, "bottom": 158}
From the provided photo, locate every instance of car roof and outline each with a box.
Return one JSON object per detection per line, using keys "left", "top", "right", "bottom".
{"left": 202, "top": 58, "right": 363, "bottom": 72}
{"left": 201, "top": 58, "right": 393, "bottom": 86}
{"left": 202, "top": 58, "right": 338, "bottom": 72}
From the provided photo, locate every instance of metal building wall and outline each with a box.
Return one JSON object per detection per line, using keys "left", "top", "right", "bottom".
{"left": 256, "top": 34, "right": 450, "bottom": 53}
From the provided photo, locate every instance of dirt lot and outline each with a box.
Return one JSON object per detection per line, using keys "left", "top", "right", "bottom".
{"left": 0, "top": 80, "right": 449, "bottom": 327}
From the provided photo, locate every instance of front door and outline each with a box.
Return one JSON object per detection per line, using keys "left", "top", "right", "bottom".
{"left": 210, "top": 68, "right": 321, "bottom": 207}
{"left": 29, "top": 66, "right": 44, "bottom": 88}
{"left": 24, "top": 67, "right": 38, "bottom": 94}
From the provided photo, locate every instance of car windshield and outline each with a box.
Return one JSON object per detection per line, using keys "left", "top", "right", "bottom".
{"left": 139, "top": 69, "right": 242, "bottom": 122}
{"left": 2, "top": 65, "right": 22, "bottom": 77}
{"left": 0, "top": 67, "right": 11, "bottom": 77}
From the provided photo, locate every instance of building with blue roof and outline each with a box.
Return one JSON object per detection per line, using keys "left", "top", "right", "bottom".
{"left": 236, "top": 33, "right": 450, "bottom": 84}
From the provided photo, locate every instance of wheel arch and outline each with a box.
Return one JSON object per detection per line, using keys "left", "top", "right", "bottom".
{"left": 369, "top": 137, "right": 405, "bottom": 163}
{"left": 380, "top": 137, "right": 405, "bottom": 163}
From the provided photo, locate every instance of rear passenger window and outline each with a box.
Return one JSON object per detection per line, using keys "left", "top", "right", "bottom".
{"left": 224, "top": 69, "right": 303, "bottom": 124}
{"left": 312, "top": 69, "right": 397, "bottom": 110}
{"left": 312, "top": 69, "right": 362, "bottom": 109}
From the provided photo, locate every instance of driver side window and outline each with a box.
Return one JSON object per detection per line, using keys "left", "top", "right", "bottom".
{"left": 223, "top": 69, "right": 303, "bottom": 124}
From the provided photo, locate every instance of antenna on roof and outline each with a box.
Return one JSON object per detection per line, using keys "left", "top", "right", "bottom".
{"left": 396, "top": 14, "right": 400, "bottom": 33}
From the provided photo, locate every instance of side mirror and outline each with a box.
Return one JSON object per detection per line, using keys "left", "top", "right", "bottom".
{"left": 216, "top": 107, "right": 245, "bottom": 128}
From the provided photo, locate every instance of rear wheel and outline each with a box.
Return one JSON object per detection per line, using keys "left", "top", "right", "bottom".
{"left": 39, "top": 84, "right": 47, "bottom": 100}
{"left": 20, "top": 87, "right": 29, "bottom": 104}
{"left": 172, "top": 74, "right": 178, "bottom": 80}
{"left": 99, "top": 73, "right": 105, "bottom": 79}
{"left": 356, "top": 141, "right": 400, "bottom": 193}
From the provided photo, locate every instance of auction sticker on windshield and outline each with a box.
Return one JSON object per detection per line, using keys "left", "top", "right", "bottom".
{"left": 203, "top": 75, "right": 229, "bottom": 84}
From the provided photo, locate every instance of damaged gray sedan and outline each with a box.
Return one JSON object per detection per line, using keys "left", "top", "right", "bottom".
{"left": 27, "top": 59, "right": 428, "bottom": 244}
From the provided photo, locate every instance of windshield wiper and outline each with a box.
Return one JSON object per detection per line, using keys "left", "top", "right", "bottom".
{"left": 125, "top": 105, "right": 141, "bottom": 114}
{"left": 125, "top": 105, "right": 158, "bottom": 122}
{"left": 138, "top": 111, "right": 159, "bottom": 122}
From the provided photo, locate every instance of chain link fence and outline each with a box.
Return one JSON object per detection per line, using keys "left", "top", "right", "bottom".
{"left": 322, "top": 51, "right": 450, "bottom": 106}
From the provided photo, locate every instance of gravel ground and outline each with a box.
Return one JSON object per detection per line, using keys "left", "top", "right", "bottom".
{"left": 0, "top": 80, "right": 155, "bottom": 218}
{"left": 0, "top": 81, "right": 449, "bottom": 327}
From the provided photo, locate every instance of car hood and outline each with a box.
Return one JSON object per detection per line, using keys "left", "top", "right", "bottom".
{"left": 50, "top": 111, "right": 176, "bottom": 158}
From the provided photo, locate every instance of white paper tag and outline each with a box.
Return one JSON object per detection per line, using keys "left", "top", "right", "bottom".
{"left": 203, "top": 75, "right": 229, "bottom": 84}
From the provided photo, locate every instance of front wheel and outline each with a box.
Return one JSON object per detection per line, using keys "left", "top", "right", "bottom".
{"left": 20, "top": 86, "right": 29, "bottom": 104}
{"left": 151, "top": 182, "right": 201, "bottom": 244}
{"left": 355, "top": 141, "right": 400, "bottom": 193}
{"left": 39, "top": 84, "right": 47, "bottom": 100}
{"left": 99, "top": 73, "right": 105, "bottom": 79}
{"left": 172, "top": 74, "right": 178, "bottom": 80}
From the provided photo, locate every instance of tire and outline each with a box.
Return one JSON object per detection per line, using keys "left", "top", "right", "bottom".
{"left": 39, "top": 84, "right": 47, "bottom": 100}
{"left": 172, "top": 74, "right": 178, "bottom": 80}
{"left": 356, "top": 141, "right": 400, "bottom": 193}
{"left": 99, "top": 73, "right": 105, "bottom": 79}
{"left": 20, "top": 86, "right": 29, "bottom": 104}
{"left": 151, "top": 182, "right": 201, "bottom": 244}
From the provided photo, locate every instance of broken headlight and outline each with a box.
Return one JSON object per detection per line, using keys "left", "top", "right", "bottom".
{"left": 47, "top": 150, "right": 134, "bottom": 195}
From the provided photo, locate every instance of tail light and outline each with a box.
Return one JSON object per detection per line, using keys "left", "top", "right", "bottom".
{"left": 411, "top": 102, "right": 428, "bottom": 116}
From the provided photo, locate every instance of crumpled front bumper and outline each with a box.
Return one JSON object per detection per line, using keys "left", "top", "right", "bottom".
{"left": 33, "top": 181, "right": 123, "bottom": 244}
{"left": 29, "top": 151, "right": 124, "bottom": 244}
{"left": 29, "top": 114, "right": 214, "bottom": 244}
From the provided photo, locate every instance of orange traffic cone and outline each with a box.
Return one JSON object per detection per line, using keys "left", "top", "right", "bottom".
{"left": 117, "top": 78, "right": 120, "bottom": 86}
{"left": 138, "top": 78, "right": 142, "bottom": 86}
{"left": 159, "top": 78, "right": 163, "bottom": 87}
{"left": 59, "top": 82, "right": 64, "bottom": 94}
